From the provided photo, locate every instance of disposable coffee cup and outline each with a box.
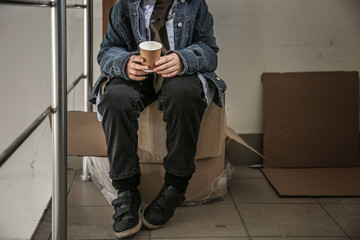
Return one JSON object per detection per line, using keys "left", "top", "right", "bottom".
{"left": 139, "top": 41, "right": 162, "bottom": 72}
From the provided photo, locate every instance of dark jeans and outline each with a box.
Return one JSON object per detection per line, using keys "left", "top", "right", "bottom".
{"left": 97, "top": 74, "right": 207, "bottom": 182}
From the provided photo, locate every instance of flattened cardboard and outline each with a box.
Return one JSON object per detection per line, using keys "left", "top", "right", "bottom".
{"left": 263, "top": 71, "right": 359, "bottom": 168}
{"left": 262, "top": 71, "right": 360, "bottom": 196}
{"left": 262, "top": 167, "right": 360, "bottom": 196}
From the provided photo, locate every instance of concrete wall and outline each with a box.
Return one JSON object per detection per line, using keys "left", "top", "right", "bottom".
{"left": 0, "top": 0, "right": 360, "bottom": 238}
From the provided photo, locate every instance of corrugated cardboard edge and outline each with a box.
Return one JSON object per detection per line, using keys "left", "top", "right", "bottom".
{"left": 225, "top": 126, "right": 266, "bottom": 160}
{"left": 262, "top": 167, "right": 360, "bottom": 196}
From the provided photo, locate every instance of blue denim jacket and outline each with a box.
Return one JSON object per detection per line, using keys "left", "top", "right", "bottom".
{"left": 89, "top": 0, "right": 226, "bottom": 107}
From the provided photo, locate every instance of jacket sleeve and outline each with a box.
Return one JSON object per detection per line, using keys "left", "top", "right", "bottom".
{"left": 97, "top": 6, "right": 138, "bottom": 80}
{"left": 169, "top": 0, "right": 218, "bottom": 75}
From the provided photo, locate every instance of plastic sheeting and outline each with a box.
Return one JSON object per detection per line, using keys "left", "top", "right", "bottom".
{"left": 87, "top": 156, "right": 234, "bottom": 206}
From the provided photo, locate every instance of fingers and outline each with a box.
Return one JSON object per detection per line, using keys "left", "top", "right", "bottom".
{"left": 156, "top": 65, "right": 179, "bottom": 78}
{"left": 131, "top": 55, "right": 145, "bottom": 64}
{"left": 126, "top": 55, "right": 149, "bottom": 81}
{"left": 153, "top": 53, "right": 183, "bottom": 77}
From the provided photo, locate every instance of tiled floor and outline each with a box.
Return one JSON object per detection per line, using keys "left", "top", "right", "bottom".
{"left": 33, "top": 166, "right": 360, "bottom": 240}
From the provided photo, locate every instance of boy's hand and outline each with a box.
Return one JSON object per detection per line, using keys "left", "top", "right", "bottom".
{"left": 126, "top": 55, "right": 149, "bottom": 81}
{"left": 153, "top": 53, "right": 183, "bottom": 78}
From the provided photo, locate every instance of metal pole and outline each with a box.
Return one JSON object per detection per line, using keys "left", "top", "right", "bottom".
{"left": 81, "top": 0, "right": 93, "bottom": 181}
{"left": 52, "top": 0, "right": 67, "bottom": 239}
{"left": 0, "top": 0, "right": 54, "bottom": 7}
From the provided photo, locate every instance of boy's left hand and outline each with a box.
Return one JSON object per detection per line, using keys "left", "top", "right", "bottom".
{"left": 153, "top": 53, "right": 184, "bottom": 78}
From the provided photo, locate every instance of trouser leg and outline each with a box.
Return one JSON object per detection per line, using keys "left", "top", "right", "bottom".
{"left": 158, "top": 75, "right": 208, "bottom": 182}
{"left": 97, "top": 77, "right": 156, "bottom": 186}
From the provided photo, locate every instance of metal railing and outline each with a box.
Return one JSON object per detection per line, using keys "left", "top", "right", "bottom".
{"left": 0, "top": 0, "right": 93, "bottom": 239}
{"left": 0, "top": 0, "right": 86, "bottom": 8}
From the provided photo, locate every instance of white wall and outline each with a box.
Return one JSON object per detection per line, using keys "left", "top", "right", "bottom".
{"left": 0, "top": 1, "right": 102, "bottom": 239}
{"left": 208, "top": 0, "right": 360, "bottom": 133}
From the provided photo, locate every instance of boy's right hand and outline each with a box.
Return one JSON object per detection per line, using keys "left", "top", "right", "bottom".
{"left": 126, "top": 55, "right": 149, "bottom": 81}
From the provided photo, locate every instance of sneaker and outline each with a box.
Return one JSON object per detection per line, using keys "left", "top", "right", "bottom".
{"left": 141, "top": 184, "right": 185, "bottom": 229}
{"left": 111, "top": 190, "right": 142, "bottom": 238}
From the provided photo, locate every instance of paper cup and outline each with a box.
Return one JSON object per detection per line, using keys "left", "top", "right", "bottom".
{"left": 139, "top": 41, "right": 162, "bottom": 72}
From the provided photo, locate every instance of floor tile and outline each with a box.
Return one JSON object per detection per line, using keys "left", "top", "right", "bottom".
{"left": 151, "top": 238, "right": 249, "bottom": 240}
{"left": 238, "top": 204, "right": 345, "bottom": 237}
{"left": 68, "top": 171, "right": 109, "bottom": 207}
{"left": 68, "top": 206, "right": 149, "bottom": 239}
{"left": 252, "top": 238, "right": 350, "bottom": 240}
{"left": 32, "top": 202, "right": 51, "bottom": 240}
{"left": 67, "top": 169, "right": 77, "bottom": 193}
{"left": 229, "top": 179, "right": 316, "bottom": 204}
{"left": 316, "top": 197, "right": 360, "bottom": 204}
{"left": 183, "top": 193, "right": 234, "bottom": 204}
{"left": 150, "top": 203, "right": 248, "bottom": 238}
{"left": 232, "top": 166, "right": 264, "bottom": 179}
{"left": 321, "top": 204, "right": 360, "bottom": 237}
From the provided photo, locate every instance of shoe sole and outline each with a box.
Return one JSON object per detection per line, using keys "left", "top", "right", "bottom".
{"left": 114, "top": 207, "right": 142, "bottom": 239}
{"left": 140, "top": 203, "right": 167, "bottom": 230}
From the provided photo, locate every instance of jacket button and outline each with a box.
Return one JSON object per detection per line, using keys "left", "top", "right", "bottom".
{"left": 178, "top": 22, "right": 183, "bottom": 27}
{"left": 216, "top": 77, "right": 221, "bottom": 81}
{"left": 181, "top": 0, "right": 185, "bottom": 3}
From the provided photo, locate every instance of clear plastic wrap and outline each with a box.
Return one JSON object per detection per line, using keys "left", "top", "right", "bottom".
{"left": 87, "top": 156, "right": 234, "bottom": 206}
{"left": 87, "top": 156, "right": 117, "bottom": 205}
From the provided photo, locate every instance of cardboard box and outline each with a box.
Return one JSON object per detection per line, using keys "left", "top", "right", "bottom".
{"left": 138, "top": 101, "right": 226, "bottom": 161}
{"left": 87, "top": 142, "right": 228, "bottom": 205}
{"left": 67, "top": 101, "right": 226, "bottom": 159}
{"left": 137, "top": 141, "right": 227, "bottom": 203}
{"left": 68, "top": 101, "right": 229, "bottom": 203}
{"left": 262, "top": 71, "right": 360, "bottom": 196}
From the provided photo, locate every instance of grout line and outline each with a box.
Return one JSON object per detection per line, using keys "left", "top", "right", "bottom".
{"left": 67, "top": 169, "right": 78, "bottom": 196}
{"left": 232, "top": 177, "right": 265, "bottom": 180}
{"left": 234, "top": 202, "right": 320, "bottom": 205}
{"left": 148, "top": 237, "right": 249, "bottom": 239}
{"left": 316, "top": 199, "right": 351, "bottom": 238}
{"left": 228, "top": 186, "right": 252, "bottom": 239}
{"left": 250, "top": 236, "right": 352, "bottom": 239}
{"left": 30, "top": 197, "right": 52, "bottom": 240}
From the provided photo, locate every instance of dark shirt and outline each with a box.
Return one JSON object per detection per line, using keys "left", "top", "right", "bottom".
{"left": 150, "top": 0, "right": 174, "bottom": 54}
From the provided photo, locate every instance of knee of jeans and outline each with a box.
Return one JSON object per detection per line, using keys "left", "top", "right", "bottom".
{"left": 163, "top": 76, "right": 205, "bottom": 104}
{"left": 101, "top": 84, "right": 139, "bottom": 113}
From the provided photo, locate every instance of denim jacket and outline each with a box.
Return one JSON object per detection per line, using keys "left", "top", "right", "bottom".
{"left": 89, "top": 0, "right": 227, "bottom": 107}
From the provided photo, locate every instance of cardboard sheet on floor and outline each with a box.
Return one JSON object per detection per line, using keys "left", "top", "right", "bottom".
{"left": 262, "top": 71, "right": 360, "bottom": 196}
{"left": 262, "top": 167, "right": 360, "bottom": 196}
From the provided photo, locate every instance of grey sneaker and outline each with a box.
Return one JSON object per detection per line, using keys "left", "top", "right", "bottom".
{"left": 112, "top": 190, "right": 142, "bottom": 238}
